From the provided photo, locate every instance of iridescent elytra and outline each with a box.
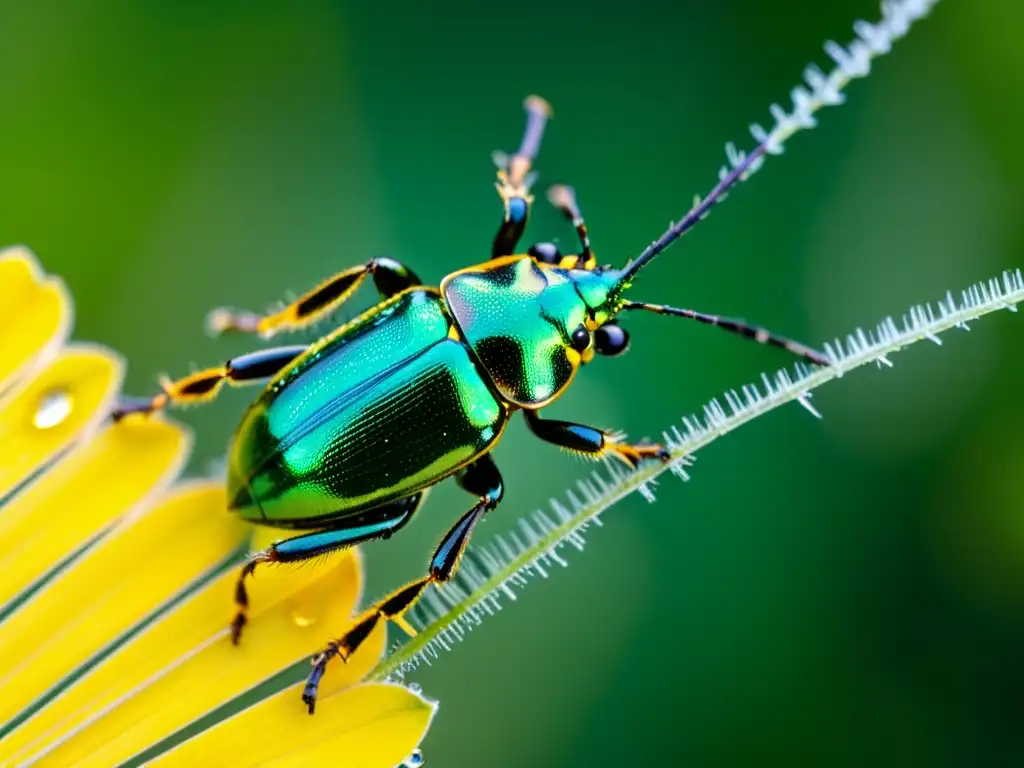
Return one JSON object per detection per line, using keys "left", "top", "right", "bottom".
{"left": 113, "top": 96, "right": 828, "bottom": 713}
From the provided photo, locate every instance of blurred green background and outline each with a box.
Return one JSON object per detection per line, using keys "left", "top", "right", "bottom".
{"left": 3, "top": 0, "right": 1023, "bottom": 765}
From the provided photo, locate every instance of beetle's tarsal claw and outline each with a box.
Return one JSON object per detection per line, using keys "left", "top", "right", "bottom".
{"left": 606, "top": 439, "right": 670, "bottom": 470}
{"left": 301, "top": 679, "right": 319, "bottom": 715}
{"left": 109, "top": 394, "right": 166, "bottom": 423}
{"left": 302, "top": 643, "right": 340, "bottom": 715}
{"left": 206, "top": 306, "right": 262, "bottom": 337}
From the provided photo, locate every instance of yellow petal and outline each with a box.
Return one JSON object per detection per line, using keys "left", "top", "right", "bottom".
{"left": 0, "top": 417, "right": 190, "bottom": 608}
{"left": 0, "top": 482, "right": 245, "bottom": 731}
{"left": 154, "top": 682, "right": 436, "bottom": 768}
{"left": 0, "top": 344, "right": 123, "bottom": 501}
{"left": 0, "top": 533, "right": 350, "bottom": 764}
{"left": 15, "top": 550, "right": 380, "bottom": 767}
{"left": 0, "top": 246, "right": 72, "bottom": 394}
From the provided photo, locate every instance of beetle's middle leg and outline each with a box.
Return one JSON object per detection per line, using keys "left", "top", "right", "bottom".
{"left": 206, "top": 257, "right": 422, "bottom": 339}
{"left": 301, "top": 454, "right": 503, "bottom": 714}
{"left": 523, "top": 409, "right": 670, "bottom": 470}
{"left": 110, "top": 344, "right": 307, "bottom": 420}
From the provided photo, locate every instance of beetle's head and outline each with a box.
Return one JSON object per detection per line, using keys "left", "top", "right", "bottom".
{"left": 564, "top": 219, "right": 830, "bottom": 369}
{"left": 442, "top": 256, "right": 630, "bottom": 408}
{"left": 563, "top": 264, "right": 632, "bottom": 357}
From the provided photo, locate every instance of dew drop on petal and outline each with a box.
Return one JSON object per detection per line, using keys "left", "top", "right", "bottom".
{"left": 407, "top": 682, "right": 422, "bottom": 694}
{"left": 33, "top": 389, "right": 73, "bottom": 429}
{"left": 288, "top": 595, "right": 318, "bottom": 628}
{"left": 401, "top": 749, "right": 424, "bottom": 767}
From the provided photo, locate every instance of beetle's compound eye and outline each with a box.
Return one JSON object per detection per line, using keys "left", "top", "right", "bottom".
{"left": 570, "top": 323, "right": 591, "bottom": 352}
{"left": 528, "top": 242, "right": 561, "bottom": 264}
{"left": 594, "top": 323, "right": 630, "bottom": 357}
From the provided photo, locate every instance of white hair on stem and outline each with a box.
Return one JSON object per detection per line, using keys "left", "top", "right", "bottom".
{"left": 372, "top": 269, "right": 1023, "bottom": 682}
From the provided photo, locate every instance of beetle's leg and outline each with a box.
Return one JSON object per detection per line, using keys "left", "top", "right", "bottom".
{"left": 206, "top": 257, "right": 421, "bottom": 339}
{"left": 620, "top": 301, "right": 830, "bottom": 366}
{"left": 110, "top": 344, "right": 307, "bottom": 420}
{"left": 302, "top": 455, "right": 503, "bottom": 714}
{"left": 523, "top": 409, "right": 670, "bottom": 470}
{"left": 230, "top": 493, "right": 424, "bottom": 645}
{"left": 492, "top": 96, "right": 552, "bottom": 259}
{"left": 546, "top": 184, "right": 596, "bottom": 270}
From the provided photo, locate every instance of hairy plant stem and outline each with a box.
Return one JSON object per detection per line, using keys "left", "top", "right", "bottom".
{"left": 370, "top": 270, "right": 1023, "bottom": 682}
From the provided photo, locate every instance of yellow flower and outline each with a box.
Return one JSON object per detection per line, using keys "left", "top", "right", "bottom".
{"left": 0, "top": 246, "right": 435, "bottom": 768}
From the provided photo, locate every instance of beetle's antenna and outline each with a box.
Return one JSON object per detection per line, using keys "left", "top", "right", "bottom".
{"left": 619, "top": 147, "right": 767, "bottom": 285}
{"left": 618, "top": 0, "right": 940, "bottom": 286}
{"left": 621, "top": 300, "right": 829, "bottom": 365}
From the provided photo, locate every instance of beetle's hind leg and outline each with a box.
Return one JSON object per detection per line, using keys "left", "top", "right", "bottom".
{"left": 110, "top": 344, "right": 307, "bottom": 421}
{"left": 207, "top": 257, "right": 422, "bottom": 339}
{"left": 523, "top": 409, "right": 670, "bottom": 470}
{"left": 302, "top": 455, "right": 503, "bottom": 714}
{"left": 230, "top": 493, "right": 425, "bottom": 645}
{"left": 492, "top": 96, "right": 552, "bottom": 259}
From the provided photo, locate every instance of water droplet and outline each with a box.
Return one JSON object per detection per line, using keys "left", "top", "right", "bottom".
{"left": 33, "top": 389, "right": 73, "bottom": 429}
{"left": 401, "top": 749, "right": 424, "bottom": 767}
{"left": 290, "top": 609, "right": 316, "bottom": 628}
{"left": 288, "top": 594, "right": 318, "bottom": 628}
{"left": 407, "top": 682, "right": 422, "bottom": 694}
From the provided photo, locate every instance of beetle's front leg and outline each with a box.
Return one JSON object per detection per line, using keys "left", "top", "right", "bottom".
{"left": 523, "top": 409, "right": 670, "bottom": 470}
{"left": 545, "top": 184, "right": 596, "bottom": 270}
{"left": 207, "top": 257, "right": 421, "bottom": 339}
{"left": 301, "top": 455, "right": 503, "bottom": 714}
{"left": 110, "top": 344, "right": 307, "bottom": 420}
{"left": 491, "top": 96, "right": 552, "bottom": 259}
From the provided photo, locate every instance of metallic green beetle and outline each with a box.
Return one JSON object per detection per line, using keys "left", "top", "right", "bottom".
{"left": 113, "top": 96, "right": 828, "bottom": 713}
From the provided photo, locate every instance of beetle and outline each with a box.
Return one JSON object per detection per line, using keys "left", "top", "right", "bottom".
{"left": 113, "top": 96, "right": 828, "bottom": 713}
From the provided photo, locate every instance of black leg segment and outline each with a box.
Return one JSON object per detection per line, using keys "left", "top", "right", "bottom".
{"left": 546, "top": 184, "right": 595, "bottom": 269}
{"left": 207, "top": 257, "right": 421, "bottom": 339}
{"left": 111, "top": 344, "right": 308, "bottom": 421}
{"left": 523, "top": 410, "right": 604, "bottom": 453}
{"left": 230, "top": 493, "right": 424, "bottom": 645}
{"left": 492, "top": 96, "right": 552, "bottom": 259}
{"left": 301, "top": 454, "right": 504, "bottom": 714}
{"left": 524, "top": 409, "right": 669, "bottom": 470}
{"left": 431, "top": 453, "right": 503, "bottom": 579}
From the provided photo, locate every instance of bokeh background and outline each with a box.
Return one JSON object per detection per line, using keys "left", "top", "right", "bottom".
{"left": 2, "top": 0, "right": 1022, "bottom": 765}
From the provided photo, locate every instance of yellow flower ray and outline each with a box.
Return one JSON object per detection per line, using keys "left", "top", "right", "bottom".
{"left": 1, "top": 244, "right": 435, "bottom": 766}
{"left": 0, "top": 519, "right": 344, "bottom": 762}
{"left": 0, "top": 247, "right": 72, "bottom": 394}
{"left": 155, "top": 683, "right": 437, "bottom": 768}
{"left": 0, "top": 418, "right": 190, "bottom": 608}
{"left": 0, "top": 482, "right": 247, "bottom": 728}
{"left": 0, "top": 345, "right": 124, "bottom": 501}
{"left": 12, "top": 551, "right": 385, "bottom": 767}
